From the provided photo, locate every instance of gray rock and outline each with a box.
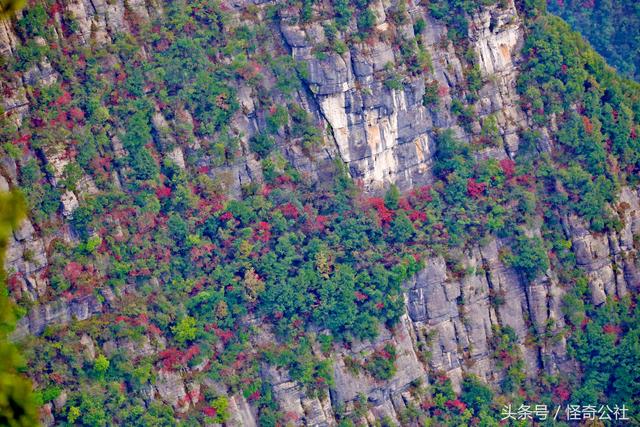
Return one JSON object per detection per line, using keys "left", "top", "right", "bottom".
{"left": 227, "top": 395, "right": 257, "bottom": 427}
{"left": 155, "top": 369, "right": 189, "bottom": 412}
{"left": 80, "top": 334, "right": 96, "bottom": 361}
{"left": 53, "top": 390, "right": 67, "bottom": 412}
{"left": 13, "top": 296, "right": 103, "bottom": 338}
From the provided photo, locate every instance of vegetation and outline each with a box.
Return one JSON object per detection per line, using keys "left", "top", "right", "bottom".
{"left": 0, "top": 0, "right": 25, "bottom": 19}
{"left": 0, "top": 0, "right": 638, "bottom": 424}
{"left": 518, "top": 14, "right": 640, "bottom": 230}
{"left": 365, "top": 344, "right": 397, "bottom": 380}
{"left": 548, "top": 0, "right": 640, "bottom": 80}
{"left": 0, "top": 191, "right": 38, "bottom": 427}
{"left": 427, "top": 0, "right": 500, "bottom": 42}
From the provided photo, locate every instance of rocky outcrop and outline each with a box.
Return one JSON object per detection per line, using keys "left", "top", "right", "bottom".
{"left": 265, "top": 365, "right": 334, "bottom": 426}
{"left": 155, "top": 369, "right": 190, "bottom": 413}
{"left": 277, "top": 0, "right": 528, "bottom": 191}
{"left": 103, "top": 334, "right": 166, "bottom": 359}
{"left": 406, "top": 253, "right": 496, "bottom": 391}
{"left": 469, "top": 2, "right": 526, "bottom": 154}
{"left": 333, "top": 315, "right": 426, "bottom": 404}
{"left": 227, "top": 395, "right": 258, "bottom": 427}
{"left": 5, "top": 218, "right": 48, "bottom": 300}
{"left": 13, "top": 295, "right": 103, "bottom": 338}
{"left": 565, "top": 186, "right": 640, "bottom": 305}
{"left": 404, "top": 232, "right": 573, "bottom": 393}
{"left": 280, "top": 8, "right": 444, "bottom": 191}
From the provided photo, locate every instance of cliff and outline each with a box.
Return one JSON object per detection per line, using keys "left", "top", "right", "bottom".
{"left": 1, "top": 0, "right": 638, "bottom": 425}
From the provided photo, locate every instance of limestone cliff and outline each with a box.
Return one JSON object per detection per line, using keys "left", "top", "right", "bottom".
{"left": 1, "top": 0, "right": 638, "bottom": 425}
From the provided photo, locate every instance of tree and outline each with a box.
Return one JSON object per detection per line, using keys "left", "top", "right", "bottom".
{"left": 333, "top": 0, "right": 352, "bottom": 29}
{"left": 390, "top": 211, "right": 415, "bottom": 243}
{"left": 461, "top": 375, "right": 493, "bottom": 415}
{"left": 433, "top": 129, "right": 472, "bottom": 179}
{"left": 15, "top": 4, "right": 47, "bottom": 37}
{"left": 366, "top": 344, "right": 397, "bottom": 380}
{"left": 208, "top": 396, "right": 230, "bottom": 423}
{"left": 129, "top": 148, "right": 159, "bottom": 181}
{"left": 62, "top": 163, "right": 83, "bottom": 192}
{"left": 466, "top": 178, "right": 486, "bottom": 198}
{"left": 167, "top": 213, "right": 188, "bottom": 244}
{"left": 506, "top": 235, "right": 549, "bottom": 282}
{"left": 189, "top": 71, "right": 239, "bottom": 136}
{"left": 78, "top": 392, "right": 108, "bottom": 426}
{"left": 612, "top": 329, "right": 640, "bottom": 411}
{"left": 312, "top": 265, "right": 357, "bottom": 337}
{"left": 357, "top": 8, "right": 376, "bottom": 34}
{"left": 68, "top": 406, "right": 81, "bottom": 423}
{"left": 172, "top": 316, "right": 197, "bottom": 344}
{"left": 249, "top": 133, "right": 275, "bottom": 158}
{"left": 266, "top": 105, "right": 288, "bottom": 134}
{"left": 94, "top": 354, "right": 110, "bottom": 377}
{"left": 384, "top": 185, "right": 400, "bottom": 210}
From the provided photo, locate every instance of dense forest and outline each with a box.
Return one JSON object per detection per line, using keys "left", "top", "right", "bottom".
{"left": 547, "top": 0, "right": 640, "bottom": 81}
{"left": 0, "top": 0, "right": 639, "bottom": 425}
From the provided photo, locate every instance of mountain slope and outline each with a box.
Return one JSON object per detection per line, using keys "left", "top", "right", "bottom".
{"left": 548, "top": 0, "right": 640, "bottom": 81}
{"left": 0, "top": 0, "right": 639, "bottom": 425}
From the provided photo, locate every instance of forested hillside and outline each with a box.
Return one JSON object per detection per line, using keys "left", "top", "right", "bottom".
{"left": 548, "top": 0, "right": 640, "bottom": 81}
{"left": 0, "top": 0, "right": 639, "bottom": 425}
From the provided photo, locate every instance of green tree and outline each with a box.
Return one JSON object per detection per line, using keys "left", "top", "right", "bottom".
{"left": 333, "top": 0, "right": 352, "bottom": 29}
{"left": 15, "top": 4, "right": 46, "bottom": 37}
{"left": 172, "top": 316, "right": 197, "bottom": 344}
{"left": 94, "top": 354, "right": 110, "bottom": 377}
{"left": 357, "top": 8, "right": 376, "bottom": 34}
{"left": 67, "top": 406, "right": 81, "bottom": 423}
{"left": 461, "top": 374, "right": 493, "bottom": 414}
{"left": 506, "top": 235, "right": 549, "bottom": 282}
{"left": 366, "top": 344, "right": 397, "bottom": 380}
{"left": 167, "top": 213, "right": 188, "bottom": 243}
{"left": 390, "top": 211, "right": 415, "bottom": 243}
{"left": 249, "top": 133, "right": 275, "bottom": 158}
{"left": 62, "top": 163, "right": 83, "bottom": 192}
{"left": 384, "top": 184, "right": 400, "bottom": 210}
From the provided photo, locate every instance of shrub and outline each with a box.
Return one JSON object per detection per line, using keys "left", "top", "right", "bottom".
{"left": 461, "top": 375, "right": 493, "bottom": 414}
{"left": 506, "top": 235, "right": 549, "bottom": 282}
{"left": 14, "top": 40, "right": 46, "bottom": 71}
{"left": 172, "top": 316, "right": 198, "bottom": 344}
{"left": 366, "top": 344, "right": 397, "bottom": 380}
{"left": 423, "top": 79, "right": 440, "bottom": 107}
{"left": 333, "top": 0, "right": 353, "bottom": 29}
{"left": 357, "top": 8, "right": 376, "bottom": 35}
{"left": 16, "top": 4, "right": 48, "bottom": 38}
{"left": 250, "top": 133, "right": 275, "bottom": 158}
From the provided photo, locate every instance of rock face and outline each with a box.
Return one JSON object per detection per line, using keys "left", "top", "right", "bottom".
{"left": 155, "top": 369, "right": 190, "bottom": 413}
{"left": 332, "top": 315, "right": 426, "bottom": 404}
{"left": 278, "top": 0, "right": 527, "bottom": 191}
{"left": 227, "top": 395, "right": 258, "bottom": 427}
{"left": 1, "top": 0, "right": 639, "bottom": 425}
{"left": 13, "top": 295, "right": 103, "bottom": 338}
{"left": 6, "top": 217, "right": 48, "bottom": 300}
{"left": 469, "top": 3, "right": 526, "bottom": 154}
{"left": 566, "top": 187, "right": 640, "bottom": 305}
{"left": 265, "top": 364, "right": 335, "bottom": 426}
{"left": 405, "top": 238, "right": 568, "bottom": 391}
{"left": 281, "top": 12, "right": 441, "bottom": 191}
